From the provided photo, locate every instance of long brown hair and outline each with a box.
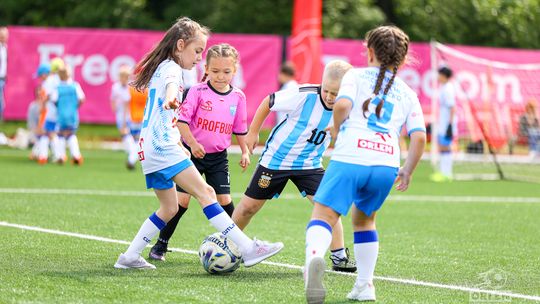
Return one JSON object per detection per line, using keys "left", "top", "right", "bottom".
{"left": 133, "top": 17, "right": 210, "bottom": 91}
{"left": 200, "top": 43, "right": 240, "bottom": 82}
{"left": 362, "top": 25, "right": 409, "bottom": 118}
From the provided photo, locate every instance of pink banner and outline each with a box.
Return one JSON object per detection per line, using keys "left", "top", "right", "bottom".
{"left": 5, "top": 26, "right": 540, "bottom": 133}
{"left": 4, "top": 26, "right": 282, "bottom": 126}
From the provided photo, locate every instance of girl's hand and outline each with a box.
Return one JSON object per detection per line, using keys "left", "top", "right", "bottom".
{"left": 239, "top": 152, "right": 250, "bottom": 172}
{"left": 245, "top": 131, "right": 259, "bottom": 155}
{"left": 164, "top": 98, "right": 180, "bottom": 110}
{"left": 191, "top": 142, "right": 206, "bottom": 159}
{"left": 395, "top": 167, "right": 412, "bottom": 192}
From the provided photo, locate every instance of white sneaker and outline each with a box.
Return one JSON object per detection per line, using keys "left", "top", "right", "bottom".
{"left": 305, "top": 257, "right": 326, "bottom": 304}
{"left": 242, "top": 238, "right": 284, "bottom": 267}
{"left": 347, "top": 282, "right": 376, "bottom": 301}
{"left": 114, "top": 253, "right": 156, "bottom": 269}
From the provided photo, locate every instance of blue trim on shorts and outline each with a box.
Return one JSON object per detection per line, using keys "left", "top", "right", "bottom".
{"left": 314, "top": 160, "right": 398, "bottom": 216}
{"left": 354, "top": 230, "right": 378, "bottom": 243}
{"left": 203, "top": 203, "right": 224, "bottom": 220}
{"left": 149, "top": 212, "right": 166, "bottom": 230}
{"left": 438, "top": 134, "right": 452, "bottom": 147}
{"left": 307, "top": 219, "right": 332, "bottom": 233}
{"left": 145, "top": 159, "right": 193, "bottom": 190}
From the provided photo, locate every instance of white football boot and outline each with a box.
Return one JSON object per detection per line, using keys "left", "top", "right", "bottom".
{"left": 347, "top": 281, "right": 376, "bottom": 301}
{"left": 305, "top": 257, "right": 326, "bottom": 304}
{"left": 114, "top": 253, "right": 156, "bottom": 269}
{"left": 242, "top": 238, "right": 284, "bottom": 267}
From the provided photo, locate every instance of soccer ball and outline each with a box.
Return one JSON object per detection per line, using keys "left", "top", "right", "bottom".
{"left": 199, "top": 233, "right": 242, "bottom": 274}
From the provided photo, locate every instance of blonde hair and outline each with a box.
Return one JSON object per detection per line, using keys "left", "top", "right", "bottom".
{"left": 133, "top": 17, "right": 210, "bottom": 90}
{"left": 201, "top": 43, "right": 239, "bottom": 82}
{"left": 322, "top": 60, "right": 353, "bottom": 83}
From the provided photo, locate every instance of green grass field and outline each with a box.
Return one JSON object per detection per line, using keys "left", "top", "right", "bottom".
{"left": 1, "top": 147, "right": 539, "bottom": 303}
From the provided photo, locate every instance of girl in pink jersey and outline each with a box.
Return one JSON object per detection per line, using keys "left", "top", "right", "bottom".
{"left": 114, "top": 18, "right": 282, "bottom": 270}
{"left": 149, "top": 43, "right": 251, "bottom": 261}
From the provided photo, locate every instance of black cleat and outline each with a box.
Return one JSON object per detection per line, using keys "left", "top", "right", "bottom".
{"left": 148, "top": 241, "right": 169, "bottom": 261}
{"left": 330, "top": 248, "right": 357, "bottom": 273}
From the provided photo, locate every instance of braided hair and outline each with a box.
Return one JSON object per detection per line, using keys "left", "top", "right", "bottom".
{"left": 201, "top": 43, "right": 240, "bottom": 82}
{"left": 361, "top": 26, "right": 410, "bottom": 118}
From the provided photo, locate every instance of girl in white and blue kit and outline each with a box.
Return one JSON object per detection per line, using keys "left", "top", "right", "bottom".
{"left": 114, "top": 17, "right": 283, "bottom": 270}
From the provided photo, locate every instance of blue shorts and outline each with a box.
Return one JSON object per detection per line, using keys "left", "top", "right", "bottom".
{"left": 58, "top": 120, "right": 79, "bottom": 132}
{"left": 44, "top": 120, "right": 58, "bottom": 133}
{"left": 145, "top": 159, "right": 193, "bottom": 190}
{"left": 314, "top": 160, "right": 398, "bottom": 216}
{"left": 438, "top": 134, "right": 452, "bottom": 147}
{"left": 130, "top": 123, "right": 142, "bottom": 137}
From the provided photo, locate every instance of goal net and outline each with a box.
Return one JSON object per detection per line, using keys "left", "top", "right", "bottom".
{"left": 430, "top": 42, "right": 540, "bottom": 183}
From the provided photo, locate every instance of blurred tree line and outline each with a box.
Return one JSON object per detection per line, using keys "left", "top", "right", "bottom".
{"left": 1, "top": 0, "right": 539, "bottom": 49}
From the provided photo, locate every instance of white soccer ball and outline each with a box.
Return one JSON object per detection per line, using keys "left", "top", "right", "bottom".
{"left": 199, "top": 233, "right": 242, "bottom": 274}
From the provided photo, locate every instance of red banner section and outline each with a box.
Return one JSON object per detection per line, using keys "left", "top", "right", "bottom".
{"left": 291, "top": 0, "right": 322, "bottom": 83}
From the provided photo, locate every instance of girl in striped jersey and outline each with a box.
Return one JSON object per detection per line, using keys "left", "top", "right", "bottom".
{"left": 304, "top": 26, "right": 426, "bottom": 303}
{"left": 114, "top": 17, "right": 283, "bottom": 269}
{"left": 232, "top": 60, "right": 357, "bottom": 273}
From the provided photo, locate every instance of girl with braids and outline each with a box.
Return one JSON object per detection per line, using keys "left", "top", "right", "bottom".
{"left": 304, "top": 25, "right": 426, "bottom": 303}
{"left": 115, "top": 18, "right": 283, "bottom": 269}
{"left": 148, "top": 43, "right": 250, "bottom": 261}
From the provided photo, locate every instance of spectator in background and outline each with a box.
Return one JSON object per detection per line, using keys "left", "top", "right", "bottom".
{"left": 52, "top": 66, "right": 85, "bottom": 165}
{"left": 28, "top": 63, "right": 51, "bottom": 160}
{"left": 275, "top": 61, "right": 298, "bottom": 125}
{"left": 110, "top": 65, "right": 137, "bottom": 169}
{"left": 0, "top": 27, "right": 8, "bottom": 122}
{"left": 431, "top": 66, "right": 456, "bottom": 182}
{"left": 519, "top": 99, "right": 540, "bottom": 158}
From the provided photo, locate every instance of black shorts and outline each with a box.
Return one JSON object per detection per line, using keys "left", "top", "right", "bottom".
{"left": 245, "top": 164, "right": 325, "bottom": 200}
{"left": 176, "top": 148, "right": 230, "bottom": 195}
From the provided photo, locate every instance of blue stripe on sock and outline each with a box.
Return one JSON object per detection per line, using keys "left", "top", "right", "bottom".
{"left": 354, "top": 230, "right": 378, "bottom": 243}
{"left": 307, "top": 219, "right": 332, "bottom": 233}
{"left": 149, "top": 212, "right": 166, "bottom": 230}
{"left": 203, "top": 203, "right": 224, "bottom": 220}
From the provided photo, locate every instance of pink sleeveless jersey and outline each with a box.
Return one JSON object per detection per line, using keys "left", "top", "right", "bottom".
{"left": 178, "top": 81, "right": 247, "bottom": 153}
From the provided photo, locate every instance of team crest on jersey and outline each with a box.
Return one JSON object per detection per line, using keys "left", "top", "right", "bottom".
{"left": 258, "top": 172, "right": 272, "bottom": 188}
{"left": 229, "top": 105, "right": 237, "bottom": 116}
{"left": 200, "top": 101, "right": 213, "bottom": 111}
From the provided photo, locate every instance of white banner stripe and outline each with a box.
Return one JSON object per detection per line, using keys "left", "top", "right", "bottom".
{"left": 1, "top": 188, "right": 539, "bottom": 203}
{"left": 1, "top": 221, "right": 539, "bottom": 302}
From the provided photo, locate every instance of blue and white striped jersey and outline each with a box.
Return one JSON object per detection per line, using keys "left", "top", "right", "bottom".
{"left": 259, "top": 85, "right": 333, "bottom": 170}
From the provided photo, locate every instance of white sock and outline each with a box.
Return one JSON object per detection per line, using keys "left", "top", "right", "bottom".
{"left": 202, "top": 203, "right": 253, "bottom": 254}
{"left": 31, "top": 141, "right": 40, "bottom": 158}
{"left": 38, "top": 136, "right": 49, "bottom": 160}
{"left": 52, "top": 136, "right": 65, "bottom": 160}
{"left": 439, "top": 152, "right": 453, "bottom": 177}
{"left": 353, "top": 230, "right": 379, "bottom": 286}
{"left": 67, "top": 135, "right": 82, "bottom": 159}
{"left": 124, "top": 213, "right": 165, "bottom": 259}
{"left": 305, "top": 220, "right": 333, "bottom": 265}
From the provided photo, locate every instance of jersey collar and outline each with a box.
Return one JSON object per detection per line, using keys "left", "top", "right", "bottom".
{"left": 207, "top": 81, "right": 233, "bottom": 96}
